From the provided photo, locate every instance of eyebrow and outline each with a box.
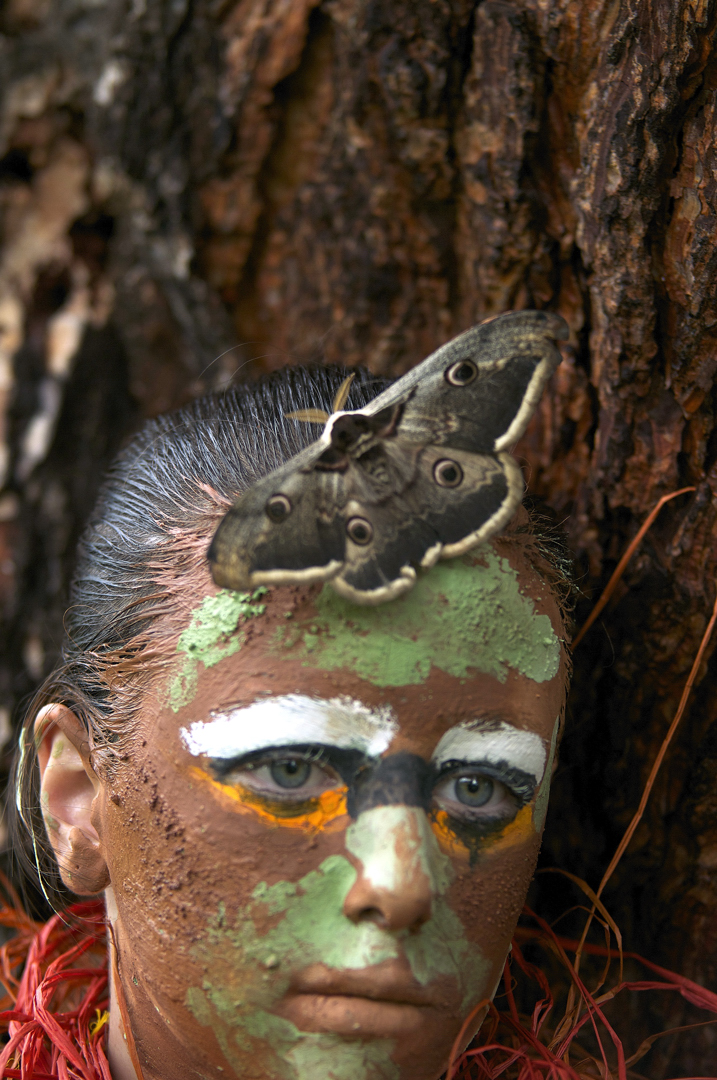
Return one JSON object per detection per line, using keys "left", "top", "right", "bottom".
{"left": 450, "top": 709, "right": 547, "bottom": 731}
{"left": 180, "top": 694, "right": 398, "bottom": 760}
{"left": 431, "top": 720, "right": 548, "bottom": 784}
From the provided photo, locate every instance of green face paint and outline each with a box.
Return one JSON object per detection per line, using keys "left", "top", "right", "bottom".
{"left": 186, "top": 857, "right": 398, "bottom": 1079}
{"left": 167, "top": 589, "right": 266, "bottom": 712}
{"left": 285, "top": 1033, "right": 399, "bottom": 1080}
{"left": 346, "top": 806, "right": 453, "bottom": 898}
{"left": 186, "top": 809, "right": 489, "bottom": 1077}
{"left": 532, "top": 715, "right": 560, "bottom": 832}
{"left": 346, "top": 808, "right": 487, "bottom": 1007}
{"left": 187, "top": 985, "right": 398, "bottom": 1080}
{"left": 272, "top": 550, "right": 559, "bottom": 688}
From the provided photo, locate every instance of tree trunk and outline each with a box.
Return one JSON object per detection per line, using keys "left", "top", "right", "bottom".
{"left": 1, "top": 0, "right": 716, "bottom": 1071}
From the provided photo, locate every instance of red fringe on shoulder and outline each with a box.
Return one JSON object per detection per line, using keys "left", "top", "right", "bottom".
{"left": 0, "top": 884, "right": 714, "bottom": 1080}
{"left": 447, "top": 913, "right": 717, "bottom": 1079}
{"left": 0, "top": 887, "right": 108, "bottom": 1080}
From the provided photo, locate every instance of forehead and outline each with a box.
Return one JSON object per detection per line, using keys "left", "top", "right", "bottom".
{"left": 282, "top": 547, "right": 560, "bottom": 687}
{"left": 153, "top": 544, "right": 565, "bottom": 754}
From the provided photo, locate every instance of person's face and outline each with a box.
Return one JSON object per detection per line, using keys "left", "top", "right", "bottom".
{"left": 98, "top": 546, "right": 566, "bottom": 1080}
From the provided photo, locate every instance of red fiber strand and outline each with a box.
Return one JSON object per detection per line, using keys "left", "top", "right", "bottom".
{"left": 0, "top": 881, "right": 714, "bottom": 1080}
{"left": 564, "top": 588, "right": 717, "bottom": 1029}
{"left": 447, "top": 911, "right": 717, "bottom": 1080}
{"left": 597, "top": 590, "right": 717, "bottom": 901}
{"left": 0, "top": 885, "right": 109, "bottom": 1080}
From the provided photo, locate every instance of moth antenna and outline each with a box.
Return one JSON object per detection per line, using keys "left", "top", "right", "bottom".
{"left": 331, "top": 372, "right": 355, "bottom": 413}
{"left": 284, "top": 374, "right": 355, "bottom": 424}
{"left": 284, "top": 408, "right": 331, "bottom": 424}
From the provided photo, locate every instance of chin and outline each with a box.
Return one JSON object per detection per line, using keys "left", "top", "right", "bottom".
{"left": 276, "top": 994, "right": 468, "bottom": 1080}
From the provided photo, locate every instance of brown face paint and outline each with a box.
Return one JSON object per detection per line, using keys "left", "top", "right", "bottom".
{"left": 96, "top": 547, "right": 567, "bottom": 1080}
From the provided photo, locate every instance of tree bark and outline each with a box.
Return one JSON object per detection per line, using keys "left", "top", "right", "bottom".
{"left": 1, "top": 0, "right": 716, "bottom": 1071}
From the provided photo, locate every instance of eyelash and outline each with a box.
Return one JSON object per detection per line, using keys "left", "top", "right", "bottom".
{"left": 215, "top": 748, "right": 341, "bottom": 805}
{"left": 217, "top": 749, "right": 533, "bottom": 822}
{"left": 432, "top": 766, "right": 520, "bottom": 825}
{"left": 248, "top": 746, "right": 330, "bottom": 769}
{"left": 435, "top": 761, "right": 535, "bottom": 805}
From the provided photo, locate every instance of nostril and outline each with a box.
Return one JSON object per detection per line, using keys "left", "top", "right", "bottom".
{"left": 343, "top": 807, "right": 437, "bottom": 932}
{"left": 355, "top": 906, "right": 386, "bottom": 927}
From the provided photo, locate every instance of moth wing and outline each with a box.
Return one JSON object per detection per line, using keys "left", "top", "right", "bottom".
{"left": 209, "top": 310, "right": 568, "bottom": 600}
{"left": 365, "top": 309, "right": 567, "bottom": 453}
{"left": 209, "top": 450, "right": 348, "bottom": 591}
{"left": 331, "top": 446, "right": 521, "bottom": 604}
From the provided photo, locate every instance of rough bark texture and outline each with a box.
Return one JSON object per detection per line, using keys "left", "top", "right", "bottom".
{"left": 1, "top": 0, "right": 716, "bottom": 1072}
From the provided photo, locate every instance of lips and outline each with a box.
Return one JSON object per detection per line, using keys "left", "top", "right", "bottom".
{"left": 290, "top": 961, "right": 435, "bottom": 1006}
{"left": 277, "top": 960, "right": 457, "bottom": 1040}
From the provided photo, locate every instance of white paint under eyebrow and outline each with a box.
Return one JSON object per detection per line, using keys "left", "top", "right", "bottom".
{"left": 180, "top": 694, "right": 398, "bottom": 760}
{"left": 431, "top": 721, "right": 547, "bottom": 784}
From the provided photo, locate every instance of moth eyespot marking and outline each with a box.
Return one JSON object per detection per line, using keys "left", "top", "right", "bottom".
{"left": 346, "top": 517, "right": 373, "bottom": 545}
{"left": 265, "top": 495, "right": 292, "bottom": 523}
{"left": 433, "top": 459, "right": 464, "bottom": 488}
{"left": 445, "top": 359, "right": 478, "bottom": 386}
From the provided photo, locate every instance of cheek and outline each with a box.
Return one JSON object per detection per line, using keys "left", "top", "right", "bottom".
{"left": 100, "top": 765, "right": 353, "bottom": 942}
{"left": 448, "top": 835, "right": 542, "bottom": 961}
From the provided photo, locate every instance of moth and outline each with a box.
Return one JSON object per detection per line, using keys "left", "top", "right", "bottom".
{"left": 209, "top": 310, "right": 568, "bottom": 605}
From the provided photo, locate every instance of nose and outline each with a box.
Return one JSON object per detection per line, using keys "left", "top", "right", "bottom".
{"left": 342, "top": 805, "right": 449, "bottom": 932}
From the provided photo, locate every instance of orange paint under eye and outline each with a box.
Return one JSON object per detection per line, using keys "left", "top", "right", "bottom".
{"left": 431, "top": 809, "right": 471, "bottom": 858}
{"left": 189, "top": 766, "right": 349, "bottom": 833}
{"left": 431, "top": 802, "right": 536, "bottom": 858}
{"left": 486, "top": 803, "right": 535, "bottom": 851}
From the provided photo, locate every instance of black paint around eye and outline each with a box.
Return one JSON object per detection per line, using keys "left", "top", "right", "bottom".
{"left": 210, "top": 747, "right": 536, "bottom": 818}
{"left": 348, "top": 753, "right": 434, "bottom": 818}
{"left": 437, "top": 759, "right": 536, "bottom": 807}
{"left": 210, "top": 744, "right": 365, "bottom": 786}
{"left": 455, "top": 775, "right": 494, "bottom": 807}
{"left": 270, "top": 759, "right": 311, "bottom": 788}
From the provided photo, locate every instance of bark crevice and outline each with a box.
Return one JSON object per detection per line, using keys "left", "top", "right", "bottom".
{"left": 1, "top": 1, "right": 716, "bottom": 1070}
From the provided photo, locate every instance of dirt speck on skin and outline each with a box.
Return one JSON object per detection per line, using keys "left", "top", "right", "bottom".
{"left": 95, "top": 568, "right": 564, "bottom": 1077}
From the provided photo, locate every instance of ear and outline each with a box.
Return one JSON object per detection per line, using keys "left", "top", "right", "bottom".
{"left": 35, "top": 703, "right": 110, "bottom": 895}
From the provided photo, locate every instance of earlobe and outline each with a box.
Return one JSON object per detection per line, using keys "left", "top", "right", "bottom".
{"left": 35, "top": 704, "right": 110, "bottom": 895}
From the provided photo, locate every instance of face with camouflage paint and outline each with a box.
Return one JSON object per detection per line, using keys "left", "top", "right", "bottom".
{"left": 93, "top": 543, "right": 566, "bottom": 1080}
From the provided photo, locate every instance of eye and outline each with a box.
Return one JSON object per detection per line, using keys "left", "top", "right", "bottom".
{"left": 270, "top": 758, "right": 311, "bottom": 789}
{"left": 433, "top": 458, "right": 463, "bottom": 488}
{"left": 346, "top": 516, "right": 373, "bottom": 545}
{"left": 266, "top": 494, "right": 292, "bottom": 522}
{"left": 455, "top": 774, "right": 494, "bottom": 806}
{"left": 434, "top": 768, "right": 518, "bottom": 823}
{"left": 445, "top": 359, "right": 478, "bottom": 386}
{"left": 226, "top": 752, "right": 341, "bottom": 803}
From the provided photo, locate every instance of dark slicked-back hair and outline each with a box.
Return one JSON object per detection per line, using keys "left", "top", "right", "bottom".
{"left": 11, "top": 364, "right": 573, "bottom": 909}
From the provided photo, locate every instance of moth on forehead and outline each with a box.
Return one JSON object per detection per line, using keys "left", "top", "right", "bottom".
{"left": 208, "top": 310, "right": 568, "bottom": 605}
